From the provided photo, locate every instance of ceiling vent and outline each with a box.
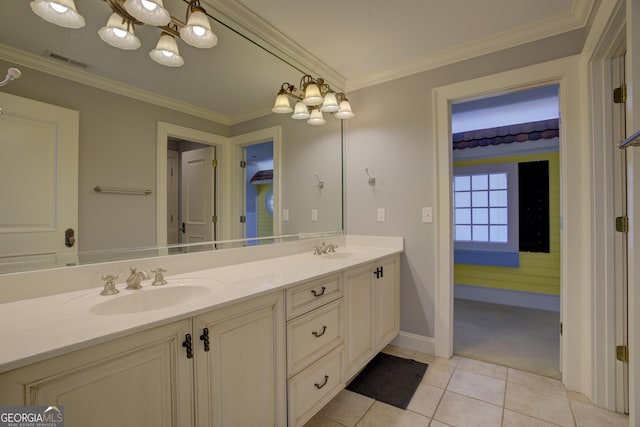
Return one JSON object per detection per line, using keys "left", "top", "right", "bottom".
{"left": 43, "top": 50, "right": 91, "bottom": 70}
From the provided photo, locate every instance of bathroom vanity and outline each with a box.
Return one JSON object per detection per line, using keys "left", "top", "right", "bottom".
{"left": 0, "top": 236, "right": 401, "bottom": 427}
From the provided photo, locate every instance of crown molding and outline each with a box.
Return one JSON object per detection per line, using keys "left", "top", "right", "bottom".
{"left": 346, "top": 0, "right": 595, "bottom": 92}
{"left": 0, "top": 43, "right": 232, "bottom": 125}
{"left": 203, "top": 0, "right": 347, "bottom": 91}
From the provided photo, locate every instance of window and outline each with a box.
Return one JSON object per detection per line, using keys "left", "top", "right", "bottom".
{"left": 453, "top": 163, "right": 518, "bottom": 253}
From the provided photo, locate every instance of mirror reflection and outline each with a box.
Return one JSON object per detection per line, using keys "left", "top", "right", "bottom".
{"left": 0, "top": 0, "right": 344, "bottom": 274}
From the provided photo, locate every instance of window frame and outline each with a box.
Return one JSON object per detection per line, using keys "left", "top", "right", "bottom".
{"left": 453, "top": 163, "right": 519, "bottom": 253}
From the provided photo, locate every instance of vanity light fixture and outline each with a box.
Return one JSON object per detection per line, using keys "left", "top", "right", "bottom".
{"left": 272, "top": 75, "right": 355, "bottom": 125}
{"left": 29, "top": 0, "right": 217, "bottom": 67}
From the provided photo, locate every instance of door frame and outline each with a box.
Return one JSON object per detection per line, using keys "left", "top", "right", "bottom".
{"left": 434, "top": 55, "right": 588, "bottom": 391}
{"left": 156, "top": 122, "right": 229, "bottom": 247}
{"left": 230, "top": 126, "right": 282, "bottom": 241}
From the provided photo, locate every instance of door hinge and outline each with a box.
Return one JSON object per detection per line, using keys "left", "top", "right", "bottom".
{"left": 614, "top": 85, "right": 627, "bottom": 104}
{"left": 212, "top": 215, "right": 217, "bottom": 223}
{"left": 616, "top": 345, "right": 629, "bottom": 363}
{"left": 240, "top": 160, "right": 246, "bottom": 168}
{"left": 560, "top": 322, "right": 563, "bottom": 336}
{"left": 240, "top": 215, "right": 246, "bottom": 223}
{"left": 616, "top": 216, "right": 629, "bottom": 233}
{"left": 212, "top": 159, "right": 218, "bottom": 168}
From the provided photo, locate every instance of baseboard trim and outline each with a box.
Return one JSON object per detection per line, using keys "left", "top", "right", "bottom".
{"left": 455, "top": 284, "right": 560, "bottom": 312}
{"left": 391, "top": 331, "right": 435, "bottom": 355}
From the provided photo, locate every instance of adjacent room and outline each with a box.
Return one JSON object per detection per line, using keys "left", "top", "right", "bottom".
{"left": 451, "top": 85, "right": 562, "bottom": 378}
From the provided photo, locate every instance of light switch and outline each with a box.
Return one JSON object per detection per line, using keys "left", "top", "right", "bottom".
{"left": 377, "top": 208, "right": 385, "bottom": 222}
{"left": 282, "top": 209, "right": 289, "bottom": 221}
{"left": 312, "top": 209, "right": 318, "bottom": 221}
{"left": 422, "top": 207, "right": 433, "bottom": 223}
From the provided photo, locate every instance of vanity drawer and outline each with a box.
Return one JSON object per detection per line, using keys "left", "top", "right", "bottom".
{"left": 286, "top": 274, "right": 342, "bottom": 319}
{"left": 288, "top": 299, "right": 343, "bottom": 376}
{"left": 288, "top": 346, "right": 344, "bottom": 427}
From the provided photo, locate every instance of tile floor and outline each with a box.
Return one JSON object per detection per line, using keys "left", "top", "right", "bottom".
{"left": 304, "top": 345, "right": 629, "bottom": 427}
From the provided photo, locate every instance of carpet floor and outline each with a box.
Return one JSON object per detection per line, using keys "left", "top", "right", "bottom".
{"left": 454, "top": 298, "right": 561, "bottom": 379}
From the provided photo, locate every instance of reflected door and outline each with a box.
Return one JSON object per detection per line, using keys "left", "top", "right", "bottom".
{"left": 0, "top": 92, "right": 78, "bottom": 271}
{"left": 180, "top": 146, "right": 215, "bottom": 244}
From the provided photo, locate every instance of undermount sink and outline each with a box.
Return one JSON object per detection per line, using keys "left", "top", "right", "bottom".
{"left": 90, "top": 284, "right": 212, "bottom": 316}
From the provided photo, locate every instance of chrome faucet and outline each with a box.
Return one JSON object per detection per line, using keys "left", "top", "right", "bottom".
{"left": 313, "top": 242, "right": 338, "bottom": 255}
{"left": 151, "top": 268, "right": 168, "bottom": 286}
{"left": 125, "top": 267, "right": 148, "bottom": 290}
{"left": 100, "top": 274, "right": 119, "bottom": 296}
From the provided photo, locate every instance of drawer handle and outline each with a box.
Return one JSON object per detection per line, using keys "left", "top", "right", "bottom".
{"left": 311, "top": 286, "right": 326, "bottom": 297}
{"left": 312, "top": 325, "right": 327, "bottom": 338}
{"left": 314, "top": 375, "right": 329, "bottom": 390}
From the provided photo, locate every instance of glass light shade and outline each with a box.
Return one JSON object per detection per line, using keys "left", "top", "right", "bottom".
{"left": 335, "top": 99, "right": 355, "bottom": 119}
{"left": 124, "top": 0, "right": 170, "bottom": 26}
{"left": 30, "top": 0, "right": 85, "bottom": 28}
{"left": 291, "top": 101, "right": 310, "bottom": 120}
{"left": 98, "top": 14, "right": 141, "bottom": 50}
{"left": 180, "top": 9, "right": 217, "bottom": 48}
{"left": 272, "top": 94, "right": 293, "bottom": 114}
{"left": 307, "top": 109, "right": 326, "bottom": 125}
{"left": 149, "top": 34, "right": 184, "bottom": 67}
{"left": 302, "top": 83, "right": 323, "bottom": 106}
{"left": 320, "top": 92, "right": 339, "bottom": 113}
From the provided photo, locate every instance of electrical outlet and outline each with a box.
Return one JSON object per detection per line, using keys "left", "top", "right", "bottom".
{"left": 377, "top": 208, "right": 385, "bottom": 222}
{"left": 312, "top": 209, "right": 318, "bottom": 221}
{"left": 422, "top": 207, "right": 433, "bottom": 223}
{"left": 282, "top": 209, "right": 289, "bottom": 221}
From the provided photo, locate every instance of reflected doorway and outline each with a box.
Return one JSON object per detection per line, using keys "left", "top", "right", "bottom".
{"left": 241, "top": 141, "right": 274, "bottom": 243}
{"left": 167, "top": 138, "right": 217, "bottom": 247}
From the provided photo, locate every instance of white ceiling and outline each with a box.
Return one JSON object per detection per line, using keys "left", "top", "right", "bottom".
{"left": 0, "top": 0, "right": 594, "bottom": 122}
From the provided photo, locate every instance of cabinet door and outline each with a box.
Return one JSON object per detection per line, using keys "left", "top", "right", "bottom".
{"left": 0, "top": 320, "right": 194, "bottom": 427}
{"left": 343, "top": 263, "right": 375, "bottom": 380}
{"left": 375, "top": 255, "right": 400, "bottom": 350}
{"left": 193, "top": 291, "right": 286, "bottom": 427}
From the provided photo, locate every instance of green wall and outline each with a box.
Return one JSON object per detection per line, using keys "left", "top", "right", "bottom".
{"left": 454, "top": 152, "right": 560, "bottom": 295}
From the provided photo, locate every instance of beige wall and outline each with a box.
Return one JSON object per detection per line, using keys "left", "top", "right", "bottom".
{"left": 344, "top": 29, "right": 586, "bottom": 338}
{"left": 0, "top": 58, "right": 228, "bottom": 252}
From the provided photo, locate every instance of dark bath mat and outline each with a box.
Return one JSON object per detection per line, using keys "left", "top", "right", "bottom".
{"left": 346, "top": 352, "right": 428, "bottom": 410}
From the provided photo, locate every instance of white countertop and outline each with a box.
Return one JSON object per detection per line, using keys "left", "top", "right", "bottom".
{"left": 0, "top": 244, "right": 401, "bottom": 373}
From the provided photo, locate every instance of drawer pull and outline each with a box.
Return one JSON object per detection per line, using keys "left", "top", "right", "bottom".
{"left": 311, "top": 286, "right": 326, "bottom": 297}
{"left": 312, "top": 325, "right": 328, "bottom": 338}
{"left": 314, "top": 375, "right": 329, "bottom": 390}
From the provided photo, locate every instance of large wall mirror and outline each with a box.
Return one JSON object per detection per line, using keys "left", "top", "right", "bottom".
{"left": 0, "top": 0, "right": 344, "bottom": 274}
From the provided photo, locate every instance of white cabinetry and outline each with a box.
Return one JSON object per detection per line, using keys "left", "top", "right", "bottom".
{"left": 344, "top": 255, "right": 400, "bottom": 380}
{"left": 286, "top": 274, "right": 345, "bottom": 427}
{"left": 0, "top": 292, "right": 286, "bottom": 427}
{"left": 0, "top": 320, "right": 194, "bottom": 427}
{"left": 194, "top": 291, "right": 286, "bottom": 427}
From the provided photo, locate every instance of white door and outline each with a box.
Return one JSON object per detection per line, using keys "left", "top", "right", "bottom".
{"left": 180, "top": 146, "right": 215, "bottom": 244}
{"left": 0, "top": 92, "right": 78, "bottom": 271}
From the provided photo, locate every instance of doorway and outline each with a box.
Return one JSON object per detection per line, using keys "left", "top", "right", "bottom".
{"left": 242, "top": 141, "right": 274, "bottom": 243}
{"left": 450, "top": 85, "right": 562, "bottom": 378}
{"left": 167, "top": 138, "right": 217, "bottom": 247}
